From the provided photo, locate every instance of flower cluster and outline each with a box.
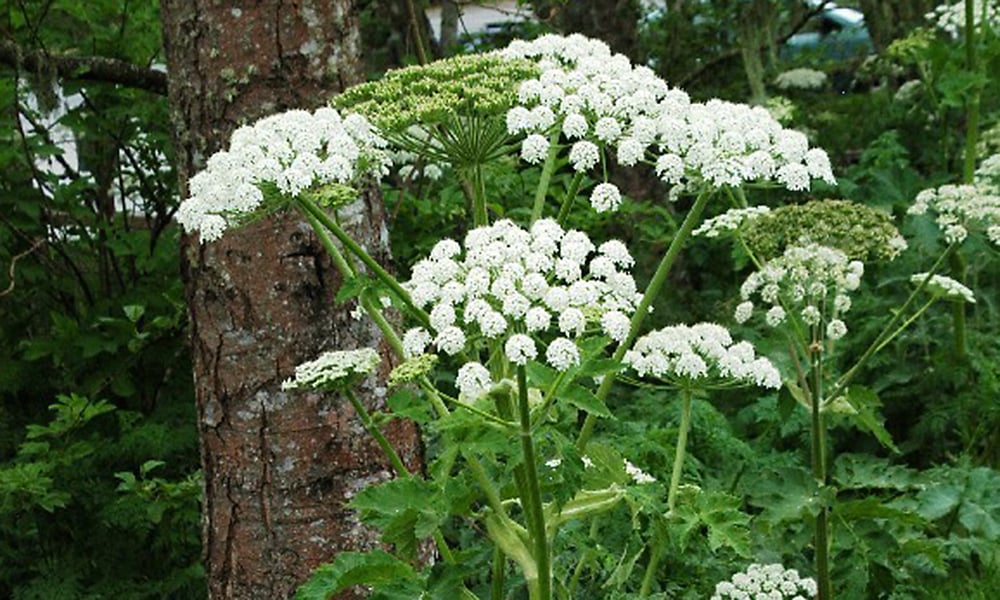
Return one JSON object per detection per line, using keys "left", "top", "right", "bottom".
{"left": 545, "top": 456, "right": 656, "bottom": 485}
{"left": 909, "top": 183, "right": 1000, "bottom": 247}
{"left": 926, "top": 0, "right": 1000, "bottom": 38}
{"left": 401, "top": 219, "right": 640, "bottom": 381}
{"left": 975, "top": 152, "right": 1000, "bottom": 187}
{"left": 176, "top": 108, "right": 389, "bottom": 242}
{"left": 736, "top": 244, "right": 863, "bottom": 341}
{"left": 500, "top": 34, "right": 836, "bottom": 206}
{"left": 740, "top": 200, "right": 908, "bottom": 262}
{"left": 281, "top": 348, "right": 380, "bottom": 391}
{"left": 712, "top": 563, "right": 817, "bottom": 600}
{"left": 893, "top": 79, "right": 924, "bottom": 105}
{"left": 773, "top": 68, "right": 828, "bottom": 91}
{"left": 332, "top": 54, "right": 539, "bottom": 131}
{"left": 624, "top": 323, "right": 781, "bottom": 389}
{"left": 911, "top": 273, "right": 977, "bottom": 304}
{"left": 693, "top": 206, "right": 772, "bottom": 238}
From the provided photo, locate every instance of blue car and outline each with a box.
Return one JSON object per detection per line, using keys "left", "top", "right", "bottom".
{"left": 783, "top": 3, "right": 874, "bottom": 61}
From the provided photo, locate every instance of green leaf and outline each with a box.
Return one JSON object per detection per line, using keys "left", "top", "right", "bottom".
{"left": 123, "top": 304, "right": 146, "bottom": 323}
{"left": 335, "top": 273, "right": 375, "bottom": 304}
{"left": 562, "top": 383, "right": 612, "bottom": 418}
{"left": 349, "top": 477, "right": 447, "bottom": 560}
{"left": 833, "top": 454, "right": 917, "bottom": 491}
{"left": 294, "top": 550, "right": 422, "bottom": 600}
{"left": 840, "top": 386, "right": 899, "bottom": 453}
{"left": 915, "top": 483, "right": 962, "bottom": 521}
{"left": 668, "top": 489, "right": 751, "bottom": 556}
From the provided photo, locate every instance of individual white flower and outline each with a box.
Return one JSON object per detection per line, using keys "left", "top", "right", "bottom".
{"left": 655, "top": 152, "right": 685, "bottom": 184}
{"left": 594, "top": 116, "right": 622, "bottom": 142}
{"left": 590, "top": 182, "right": 623, "bottom": 212}
{"left": 524, "top": 306, "right": 552, "bottom": 332}
{"left": 826, "top": 319, "right": 848, "bottom": 340}
{"left": 521, "top": 133, "right": 550, "bottom": 164}
{"left": 559, "top": 307, "right": 587, "bottom": 337}
{"left": 435, "top": 326, "right": 467, "bottom": 355}
{"left": 457, "top": 362, "right": 492, "bottom": 403}
{"left": 624, "top": 459, "right": 656, "bottom": 484}
{"left": 430, "top": 302, "right": 457, "bottom": 331}
{"left": 569, "top": 140, "right": 600, "bottom": 172}
{"left": 801, "top": 305, "right": 821, "bottom": 326}
{"left": 765, "top": 305, "right": 786, "bottom": 327}
{"left": 281, "top": 348, "right": 380, "bottom": 390}
{"left": 562, "top": 113, "right": 588, "bottom": 138}
{"left": 598, "top": 240, "right": 634, "bottom": 267}
{"left": 617, "top": 138, "right": 645, "bottom": 166}
{"left": 402, "top": 327, "right": 432, "bottom": 358}
{"left": 505, "top": 334, "right": 538, "bottom": 365}
{"left": 546, "top": 337, "right": 581, "bottom": 371}
{"left": 735, "top": 301, "right": 754, "bottom": 324}
{"left": 601, "top": 310, "right": 631, "bottom": 342}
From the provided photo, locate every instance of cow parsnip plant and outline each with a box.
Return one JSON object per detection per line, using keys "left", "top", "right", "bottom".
{"left": 177, "top": 35, "right": 977, "bottom": 600}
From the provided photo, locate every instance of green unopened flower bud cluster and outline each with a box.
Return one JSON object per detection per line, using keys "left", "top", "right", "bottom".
{"left": 742, "top": 200, "right": 907, "bottom": 262}
{"left": 333, "top": 54, "right": 539, "bottom": 132}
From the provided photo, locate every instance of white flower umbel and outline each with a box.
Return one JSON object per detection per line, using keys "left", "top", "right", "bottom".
{"left": 712, "top": 563, "right": 817, "bottom": 600}
{"left": 926, "top": 0, "right": 1000, "bottom": 38}
{"left": 281, "top": 348, "right": 380, "bottom": 391}
{"left": 500, "top": 33, "right": 836, "bottom": 207}
{"left": 176, "top": 108, "right": 389, "bottom": 243}
{"left": 624, "top": 322, "right": 781, "bottom": 389}
{"left": 773, "top": 68, "right": 828, "bottom": 91}
{"left": 738, "top": 244, "right": 862, "bottom": 341}
{"left": 909, "top": 183, "right": 1000, "bottom": 247}
{"left": 911, "top": 273, "right": 977, "bottom": 304}
{"left": 693, "top": 206, "right": 772, "bottom": 238}
{"left": 401, "top": 219, "right": 640, "bottom": 371}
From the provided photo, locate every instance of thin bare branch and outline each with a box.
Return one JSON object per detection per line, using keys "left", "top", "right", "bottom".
{"left": 0, "top": 39, "right": 167, "bottom": 95}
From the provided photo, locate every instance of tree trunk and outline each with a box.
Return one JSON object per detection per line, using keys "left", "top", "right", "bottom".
{"left": 859, "top": 0, "right": 936, "bottom": 53}
{"left": 439, "top": 0, "right": 460, "bottom": 57}
{"left": 159, "top": 2, "right": 422, "bottom": 599}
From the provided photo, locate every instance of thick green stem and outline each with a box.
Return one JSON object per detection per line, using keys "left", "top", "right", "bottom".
{"left": 667, "top": 390, "right": 693, "bottom": 514}
{"left": 948, "top": 250, "right": 968, "bottom": 359}
{"left": 517, "top": 366, "right": 551, "bottom": 600}
{"left": 491, "top": 546, "right": 506, "bottom": 600}
{"left": 303, "top": 208, "right": 408, "bottom": 358}
{"left": 556, "top": 172, "right": 585, "bottom": 225}
{"left": 467, "top": 165, "right": 490, "bottom": 227}
{"left": 577, "top": 188, "right": 713, "bottom": 451}
{"left": 809, "top": 342, "right": 832, "bottom": 600}
{"left": 639, "top": 543, "right": 662, "bottom": 597}
{"left": 530, "top": 130, "right": 563, "bottom": 223}
{"left": 297, "top": 196, "right": 431, "bottom": 330}
{"left": 345, "top": 388, "right": 410, "bottom": 476}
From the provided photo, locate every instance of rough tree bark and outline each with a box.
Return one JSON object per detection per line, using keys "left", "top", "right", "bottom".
{"left": 159, "top": 2, "right": 422, "bottom": 599}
